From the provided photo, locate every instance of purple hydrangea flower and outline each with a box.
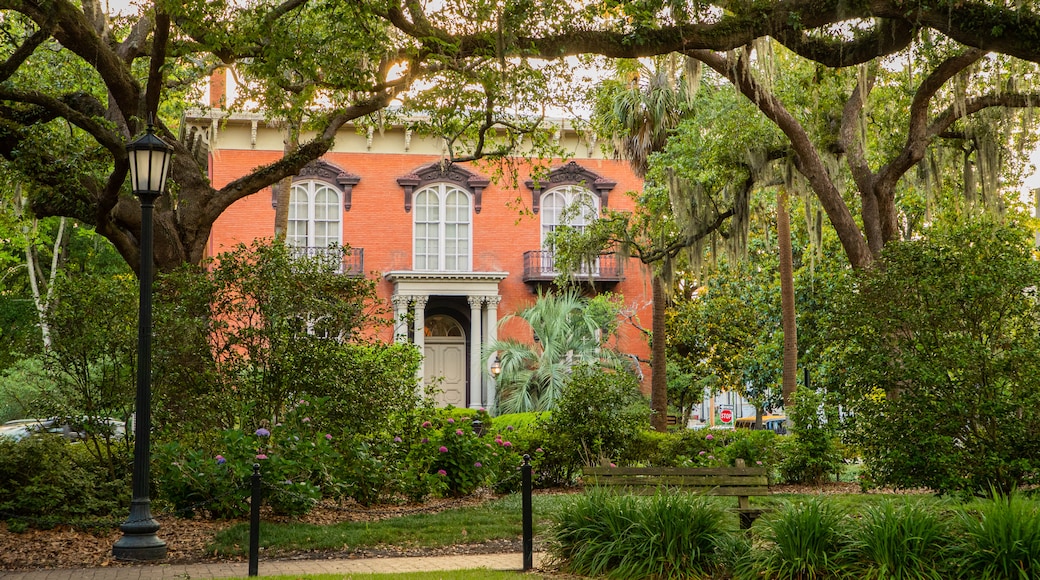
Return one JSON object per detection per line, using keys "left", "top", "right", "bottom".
{"left": 215, "top": 455, "right": 226, "bottom": 465}
{"left": 394, "top": 436, "right": 402, "bottom": 443}
{"left": 506, "top": 425, "right": 514, "bottom": 431}
{"left": 474, "top": 462, "right": 482, "bottom": 468}
{"left": 255, "top": 428, "right": 271, "bottom": 437}
{"left": 422, "top": 437, "right": 429, "bottom": 444}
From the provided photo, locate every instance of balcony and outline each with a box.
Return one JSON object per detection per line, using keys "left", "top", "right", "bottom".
{"left": 291, "top": 247, "right": 365, "bottom": 276}
{"left": 522, "top": 250, "right": 623, "bottom": 284}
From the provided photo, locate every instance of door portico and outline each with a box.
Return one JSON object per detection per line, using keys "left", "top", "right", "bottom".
{"left": 385, "top": 271, "right": 507, "bottom": 409}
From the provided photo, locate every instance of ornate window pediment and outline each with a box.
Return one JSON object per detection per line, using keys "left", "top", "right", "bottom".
{"left": 273, "top": 159, "right": 361, "bottom": 211}
{"left": 397, "top": 162, "right": 491, "bottom": 213}
{"left": 524, "top": 161, "right": 617, "bottom": 214}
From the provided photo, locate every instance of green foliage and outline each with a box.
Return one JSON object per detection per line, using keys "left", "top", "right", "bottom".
{"left": 0, "top": 357, "right": 53, "bottom": 422}
{"left": 485, "top": 289, "right": 630, "bottom": 414}
{"left": 667, "top": 261, "right": 783, "bottom": 414}
{"left": 155, "top": 404, "right": 340, "bottom": 518}
{"left": 549, "top": 489, "right": 730, "bottom": 579}
{"left": 953, "top": 493, "right": 1040, "bottom": 579}
{"left": 488, "top": 412, "right": 547, "bottom": 433}
{"left": 844, "top": 500, "right": 952, "bottom": 580}
{"left": 206, "top": 239, "right": 389, "bottom": 428}
{"left": 740, "top": 498, "right": 849, "bottom": 580}
{"left": 0, "top": 298, "right": 39, "bottom": 370}
{"left": 0, "top": 436, "right": 129, "bottom": 527}
{"left": 777, "top": 387, "right": 842, "bottom": 485}
{"left": 827, "top": 217, "right": 1040, "bottom": 494}
{"left": 541, "top": 365, "right": 648, "bottom": 479}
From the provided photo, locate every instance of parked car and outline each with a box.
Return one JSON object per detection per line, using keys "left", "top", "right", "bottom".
{"left": 0, "top": 417, "right": 126, "bottom": 442}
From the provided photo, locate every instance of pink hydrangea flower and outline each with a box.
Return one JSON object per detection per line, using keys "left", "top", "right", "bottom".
{"left": 706, "top": 434, "right": 714, "bottom": 440}
{"left": 422, "top": 421, "right": 432, "bottom": 428}
{"left": 456, "top": 429, "right": 464, "bottom": 436}
{"left": 437, "top": 469, "right": 447, "bottom": 476}
{"left": 447, "top": 418, "right": 455, "bottom": 424}
{"left": 439, "top": 446, "right": 449, "bottom": 453}
{"left": 256, "top": 454, "right": 268, "bottom": 460}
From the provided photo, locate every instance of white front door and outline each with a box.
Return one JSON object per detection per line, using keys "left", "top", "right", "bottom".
{"left": 423, "top": 315, "right": 467, "bottom": 407}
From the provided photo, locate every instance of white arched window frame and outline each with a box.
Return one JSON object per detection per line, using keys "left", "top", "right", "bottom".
{"left": 541, "top": 185, "right": 600, "bottom": 275}
{"left": 287, "top": 180, "right": 343, "bottom": 251}
{"left": 413, "top": 183, "right": 472, "bottom": 271}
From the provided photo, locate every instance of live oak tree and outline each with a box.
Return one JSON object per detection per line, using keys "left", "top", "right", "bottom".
{"left": 4, "top": 0, "right": 1040, "bottom": 277}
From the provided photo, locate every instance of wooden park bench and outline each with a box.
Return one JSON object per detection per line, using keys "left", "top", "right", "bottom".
{"left": 582, "top": 459, "right": 770, "bottom": 529}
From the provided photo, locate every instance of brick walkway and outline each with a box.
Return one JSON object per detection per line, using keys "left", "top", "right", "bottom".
{"left": 0, "top": 552, "right": 546, "bottom": 579}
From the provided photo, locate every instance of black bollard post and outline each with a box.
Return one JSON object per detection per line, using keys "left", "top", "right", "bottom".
{"left": 522, "top": 454, "right": 532, "bottom": 571}
{"left": 248, "top": 463, "right": 261, "bottom": 577}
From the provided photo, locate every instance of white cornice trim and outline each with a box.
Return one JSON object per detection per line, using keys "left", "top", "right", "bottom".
{"left": 385, "top": 271, "right": 508, "bottom": 283}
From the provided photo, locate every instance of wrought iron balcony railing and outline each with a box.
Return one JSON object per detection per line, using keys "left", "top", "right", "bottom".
{"left": 290, "top": 246, "right": 364, "bottom": 276}
{"left": 521, "top": 250, "right": 623, "bottom": 283}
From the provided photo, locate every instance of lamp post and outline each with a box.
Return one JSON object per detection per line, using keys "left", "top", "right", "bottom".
{"left": 113, "top": 125, "right": 173, "bottom": 561}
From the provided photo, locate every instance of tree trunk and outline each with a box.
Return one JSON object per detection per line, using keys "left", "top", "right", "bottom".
{"left": 778, "top": 187, "right": 798, "bottom": 408}
{"left": 650, "top": 274, "right": 669, "bottom": 432}
{"left": 272, "top": 122, "right": 300, "bottom": 239}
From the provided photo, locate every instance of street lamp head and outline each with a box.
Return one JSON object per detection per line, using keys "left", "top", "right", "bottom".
{"left": 127, "top": 125, "right": 174, "bottom": 197}
{"left": 490, "top": 358, "right": 502, "bottom": 378}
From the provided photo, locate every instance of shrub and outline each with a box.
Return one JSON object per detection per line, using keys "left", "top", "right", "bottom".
{"left": 778, "top": 386, "right": 842, "bottom": 484}
{"left": 843, "top": 500, "right": 952, "bottom": 580}
{"left": 541, "top": 364, "right": 648, "bottom": 481}
{"left": 826, "top": 218, "right": 1040, "bottom": 495}
{"left": 0, "top": 436, "right": 128, "bottom": 528}
{"left": 549, "top": 489, "right": 730, "bottom": 579}
{"left": 155, "top": 413, "right": 339, "bottom": 518}
{"left": 952, "top": 493, "right": 1040, "bottom": 579}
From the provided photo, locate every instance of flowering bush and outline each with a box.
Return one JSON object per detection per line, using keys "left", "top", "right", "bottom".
{"left": 155, "top": 402, "right": 340, "bottom": 518}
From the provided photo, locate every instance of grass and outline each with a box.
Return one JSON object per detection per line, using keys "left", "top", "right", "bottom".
{"left": 224, "top": 571, "right": 546, "bottom": 579}
{"left": 211, "top": 493, "right": 575, "bottom": 556}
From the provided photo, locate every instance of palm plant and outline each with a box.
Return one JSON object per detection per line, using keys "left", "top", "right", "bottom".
{"left": 484, "top": 289, "right": 626, "bottom": 414}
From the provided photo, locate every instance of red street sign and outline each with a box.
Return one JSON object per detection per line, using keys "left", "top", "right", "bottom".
{"left": 720, "top": 409, "right": 734, "bottom": 423}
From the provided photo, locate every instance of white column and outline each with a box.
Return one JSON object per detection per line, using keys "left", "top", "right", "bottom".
{"left": 468, "top": 296, "right": 483, "bottom": 409}
{"left": 485, "top": 295, "right": 501, "bottom": 411}
{"left": 392, "top": 295, "right": 410, "bottom": 344}
{"left": 413, "top": 295, "right": 428, "bottom": 382}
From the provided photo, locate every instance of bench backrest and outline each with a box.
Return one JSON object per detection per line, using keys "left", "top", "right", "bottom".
{"left": 583, "top": 466, "right": 768, "bottom": 496}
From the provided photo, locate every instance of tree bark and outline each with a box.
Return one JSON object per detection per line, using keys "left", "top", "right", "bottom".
{"left": 778, "top": 188, "right": 797, "bottom": 408}
{"left": 650, "top": 273, "right": 669, "bottom": 432}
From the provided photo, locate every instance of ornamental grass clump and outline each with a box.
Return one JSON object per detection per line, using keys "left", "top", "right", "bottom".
{"left": 549, "top": 489, "right": 729, "bottom": 579}
{"left": 739, "top": 498, "right": 848, "bottom": 580}
{"left": 843, "top": 500, "right": 951, "bottom": 580}
{"left": 952, "top": 492, "right": 1040, "bottom": 579}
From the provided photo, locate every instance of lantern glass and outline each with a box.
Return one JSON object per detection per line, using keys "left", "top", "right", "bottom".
{"left": 127, "top": 129, "right": 173, "bottom": 195}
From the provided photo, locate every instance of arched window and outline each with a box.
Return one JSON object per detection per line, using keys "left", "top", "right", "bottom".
{"left": 288, "top": 180, "right": 342, "bottom": 250}
{"left": 541, "top": 185, "right": 599, "bottom": 247}
{"left": 414, "top": 183, "right": 472, "bottom": 271}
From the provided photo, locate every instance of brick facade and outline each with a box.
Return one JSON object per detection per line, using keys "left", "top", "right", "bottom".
{"left": 197, "top": 111, "right": 654, "bottom": 409}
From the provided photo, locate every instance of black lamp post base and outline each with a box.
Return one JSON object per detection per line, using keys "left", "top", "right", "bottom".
{"left": 113, "top": 534, "right": 167, "bottom": 561}
{"left": 113, "top": 501, "right": 167, "bottom": 561}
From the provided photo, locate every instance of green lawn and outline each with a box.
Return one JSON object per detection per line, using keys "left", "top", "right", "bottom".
{"left": 211, "top": 493, "right": 573, "bottom": 557}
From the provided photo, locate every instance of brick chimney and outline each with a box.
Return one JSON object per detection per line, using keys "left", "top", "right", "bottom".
{"left": 210, "top": 68, "right": 227, "bottom": 109}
